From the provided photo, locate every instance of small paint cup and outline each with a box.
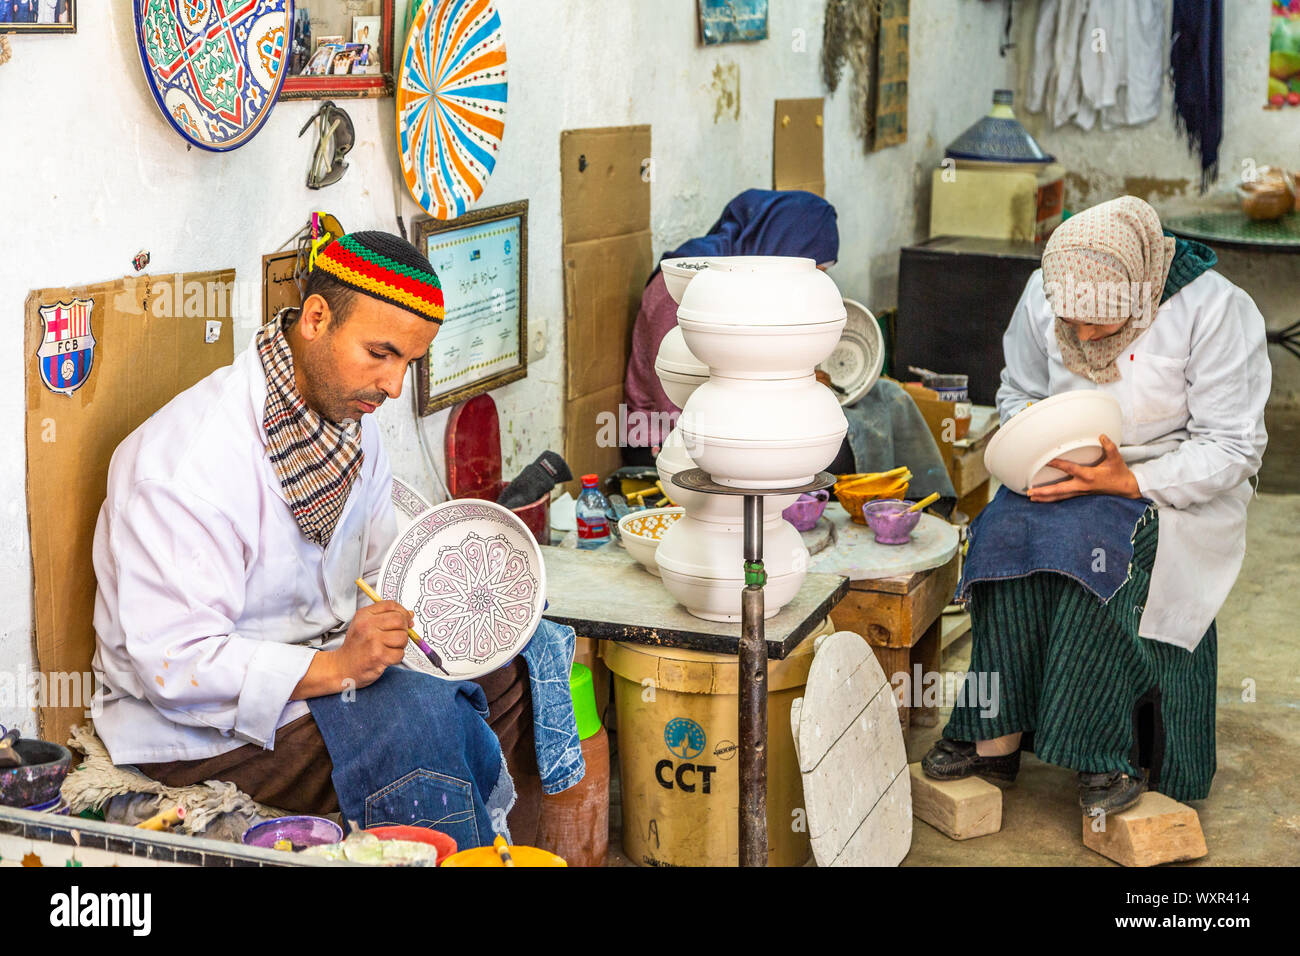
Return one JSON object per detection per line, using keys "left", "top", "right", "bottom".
{"left": 862, "top": 499, "right": 921, "bottom": 545}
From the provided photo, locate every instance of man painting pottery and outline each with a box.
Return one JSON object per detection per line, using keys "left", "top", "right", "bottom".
{"left": 92, "top": 232, "right": 583, "bottom": 849}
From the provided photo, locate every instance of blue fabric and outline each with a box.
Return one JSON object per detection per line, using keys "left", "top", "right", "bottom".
{"left": 518, "top": 618, "right": 586, "bottom": 795}
{"left": 307, "top": 668, "right": 512, "bottom": 849}
{"left": 652, "top": 188, "right": 839, "bottom": 282}
{"left": 959, "top": 486, "right": 1152, "bottom": 603}
{"left": 1170, "top": 0, "right": 1223, "bottom": 190}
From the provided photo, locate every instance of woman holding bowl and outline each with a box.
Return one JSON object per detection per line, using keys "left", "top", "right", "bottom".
{"left": 921, "top": 196, "right": 1270, "bottom": 815}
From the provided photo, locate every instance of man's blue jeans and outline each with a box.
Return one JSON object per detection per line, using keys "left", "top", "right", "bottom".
{"left": 308, "top": 668, "right": 511, "bottom": 850}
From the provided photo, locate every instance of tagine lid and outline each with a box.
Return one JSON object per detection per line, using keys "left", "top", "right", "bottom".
{"left": 945, "top": 90, "right": 1054, "bottom": 165}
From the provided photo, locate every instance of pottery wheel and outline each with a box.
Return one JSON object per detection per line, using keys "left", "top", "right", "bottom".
{"left": 791, "top": 631, "right": 911, "bottom": 866}
{"left": 808, "top": 504, "right": 959, "bottom": 581}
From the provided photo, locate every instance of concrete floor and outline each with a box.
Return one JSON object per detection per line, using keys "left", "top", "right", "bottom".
{"left": 901, "top": 489, "right": 1300, "bottom": 866}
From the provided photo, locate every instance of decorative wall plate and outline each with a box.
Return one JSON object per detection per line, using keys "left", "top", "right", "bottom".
{"left": 135, "top": 0, "right": 292, "bottom": 151}
{"left": 379, "top": 499, "right": 544, "bottom": 680}
{"left": 391, "top": 475, "right": 433, "bottom": 529}
{"left": 397, "top": 0, "right": 508, "bottom": 220}
{"left": 818, "top": 298, "right": 884, "bottom": 407}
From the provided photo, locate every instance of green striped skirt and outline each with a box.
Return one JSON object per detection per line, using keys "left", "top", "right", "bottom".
{"left": 944, "top": 509, "right": 1218, "bottom": 801}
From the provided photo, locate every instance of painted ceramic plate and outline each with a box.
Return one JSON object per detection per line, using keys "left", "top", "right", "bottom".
{"left": 818, "top": 298, "right": 884, "bottom": 407}
{"left": 391, "top": 475, "right": 433, "bottom": 529}
{"left": 379, "top": 499, "right": 544, "bottom": 680}
{"left": 397, "top": 0, "right": 508, "bottom": 220}
{"left": 134, "top": 0, "right": 292, "bottom": 151}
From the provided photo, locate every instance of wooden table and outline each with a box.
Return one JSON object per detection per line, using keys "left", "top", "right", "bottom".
{"left": 808, "top": 503, "right": 961, "bottom": 730}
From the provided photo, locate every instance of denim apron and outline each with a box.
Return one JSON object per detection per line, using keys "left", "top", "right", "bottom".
{"left": 308, "top": 668, "right": 510, "bottom": 850}
{"left": 959, "top": 486, "right": 1152, "bottom": 603}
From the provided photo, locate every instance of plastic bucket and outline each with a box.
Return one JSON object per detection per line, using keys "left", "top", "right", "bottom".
{"left": 604, "top": 618, "right": 830, "bottom": 867}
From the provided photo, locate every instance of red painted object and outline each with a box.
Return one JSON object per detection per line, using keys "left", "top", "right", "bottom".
{"left": 445, "top": 394, "right": 550, "bottom": 545}
{"left": 363, "top": 826, "right": 458, "bottom": 865}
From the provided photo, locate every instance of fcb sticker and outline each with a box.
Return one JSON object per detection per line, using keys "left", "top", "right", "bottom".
{"left": 37, "top": 298, "right": 96, "bottom": 395}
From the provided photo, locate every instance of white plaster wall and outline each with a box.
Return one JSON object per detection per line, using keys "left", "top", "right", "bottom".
{"left": 0, "top": 0, "right": 1013, "bottom": 734}
{"left": 1013, "top": 0, "right": 1300, "bottom": 404}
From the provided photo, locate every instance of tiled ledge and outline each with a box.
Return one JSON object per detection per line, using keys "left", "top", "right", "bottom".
{"left": 0, "top": 804, "right": 343, "bottom": 867}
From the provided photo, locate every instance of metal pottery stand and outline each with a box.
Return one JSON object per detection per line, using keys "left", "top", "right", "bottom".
{"left": 671, "top": 467, "right": 837, "bottom": 867}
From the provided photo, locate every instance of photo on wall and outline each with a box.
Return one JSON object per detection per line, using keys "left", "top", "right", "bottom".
{"left": 0, "top": 0, "right": 76, "bottom": 33}
{"left": 1269, "top": 0, "right": 1300, "bottom": 108}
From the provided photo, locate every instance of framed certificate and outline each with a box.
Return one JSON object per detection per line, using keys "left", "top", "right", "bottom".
{"left": 412, "top": 200, "right": 528, "bottom": 415}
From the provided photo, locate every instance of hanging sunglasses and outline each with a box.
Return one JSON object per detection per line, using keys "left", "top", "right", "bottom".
{"left": 299, "top": 100, "right": 355, "bottom": 190}
{"left": 290, "top": 211, "right": 346, "bottom": 298}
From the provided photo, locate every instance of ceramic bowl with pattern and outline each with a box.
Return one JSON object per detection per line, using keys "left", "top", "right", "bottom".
{"left": 618, "top": 507, "right": 685, "bottom": 576}
{"left": 378, "top": 499, "right": 546, "bottom": 679}
{"left": 983, "top": 390, "right": 1124, "bottom": 495}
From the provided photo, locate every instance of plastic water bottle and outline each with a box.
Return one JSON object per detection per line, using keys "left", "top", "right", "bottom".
{"left": 575, "top": 474, "right": 612, "bottom": 550}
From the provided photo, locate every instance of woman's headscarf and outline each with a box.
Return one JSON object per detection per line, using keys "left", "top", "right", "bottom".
{"left": 653, "top": 189, "right": 839, "bottom": 281}
{"left": 1039, "top": 196, "right": 1176, "bottom": 384}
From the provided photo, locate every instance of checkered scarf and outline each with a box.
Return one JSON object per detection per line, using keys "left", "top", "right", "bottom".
{"left": 256, "top": 310, "right": 364, "bottom": 548}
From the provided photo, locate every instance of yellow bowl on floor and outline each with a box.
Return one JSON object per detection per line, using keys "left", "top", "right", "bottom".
{"left": 440, "top": 845, "right": 567, "bottom": 867}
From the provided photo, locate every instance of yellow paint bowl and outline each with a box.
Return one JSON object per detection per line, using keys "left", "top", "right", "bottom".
{"left": 440, "top": 845, "right": 567, "bottom": 867}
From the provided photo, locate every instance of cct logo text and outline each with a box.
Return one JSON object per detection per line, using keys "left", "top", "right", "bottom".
{"left": 50, "top": 887, "right": 152, "bottom": 936}
{"left": 657, "top": 717, "right": 717, "bottom": 794}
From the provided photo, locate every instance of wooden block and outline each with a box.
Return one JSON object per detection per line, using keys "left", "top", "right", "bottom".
{"left": 838, "top": 556, "right": 961, "bottom": 649}
{"left": 909, "top": 763, "right": 1002, "bottom": 840}
{"left": 1081, "top": 792, "right": 1208, "bottom": 867}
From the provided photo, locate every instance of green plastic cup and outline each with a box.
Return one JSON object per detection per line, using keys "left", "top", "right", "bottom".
{"left": 570, "top": 663, "right": 602, "bottom": 741}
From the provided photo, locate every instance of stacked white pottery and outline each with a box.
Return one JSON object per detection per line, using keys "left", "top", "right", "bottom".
{"left": 650, "top": 255, "right": 848, "bottom": 622}
{"left": 653, "top": 326, "right": 709, "bottom": 410}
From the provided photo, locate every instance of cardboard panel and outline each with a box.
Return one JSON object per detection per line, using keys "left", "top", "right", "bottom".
{"left": 773, "top": 97, "right": 825, "bottom": 195}
{"left": 562, "top": 232, "right": 654, "bottom": 401}
{"left": 559, "top": 126, "right": 652, "bottom": 245}
{"left": 262, "top": 250, "right": 302, "bottom": 324}
{"left": 560, "top": 124, "right": 654, "bottom": 492}
{"left": 25, "top": 272, "right": 236, "bottom": 746}
{"left": 563, "top": 383, "right": 627, "bottom": 499}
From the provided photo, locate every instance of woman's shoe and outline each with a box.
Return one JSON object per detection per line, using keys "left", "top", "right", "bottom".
{"left": 1078, "top": 770, "right": 1146, "bottom": 815}
{"left": 920, "top": 737, "right": 1021, "bottom": 783}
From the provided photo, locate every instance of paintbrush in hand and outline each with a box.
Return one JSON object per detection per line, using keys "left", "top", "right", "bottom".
{"left": 355, "top": 578, "right": 449, "bottom": 675}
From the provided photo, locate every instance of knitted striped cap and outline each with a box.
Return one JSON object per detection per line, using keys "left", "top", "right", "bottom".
{"left": 314, "top": 231, "right": 445, "bottom": 324}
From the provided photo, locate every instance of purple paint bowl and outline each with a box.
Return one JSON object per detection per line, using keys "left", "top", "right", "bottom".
{"left": 0, "top": 739, "right": 73, "bottom": 809}
{"left": 782, "top": 490, "right": 830, "bottom": 532}
{"left": 242, "top": 815, "right": 344, "bottom": 851}
{"left": 863, "top": 499, "right": 920, "bottom": 545}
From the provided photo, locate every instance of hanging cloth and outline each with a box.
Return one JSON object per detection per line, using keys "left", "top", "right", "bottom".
{"left": 1170, "top": 0, "right": 1224, "bottom": 190}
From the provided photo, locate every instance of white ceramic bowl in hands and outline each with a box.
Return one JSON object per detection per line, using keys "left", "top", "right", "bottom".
{"left": 656, "top": 514, "right": 808, "bottom": 621}
{"left": 678, "top": 374, "right": 847, "bottom": 489}
{"left": 617, "top": 507, "right": 684, "bottom": 576}
{"left": 677, "top": 316, "right": 846, "bottom": 380}
{"left": 677, "top": 256, "right": 847, "bottom": 327}
{"left": 660, "top": 257, "right": 712, "bottom": 304}
{"left": 983, "top": 389, "right": 1125, "bottom": 494}
{"left": 657, "top": 425, "right": 799, "bottom": 521}
{"left": 654, "top": 326, "right": 710, "bottom": 408}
